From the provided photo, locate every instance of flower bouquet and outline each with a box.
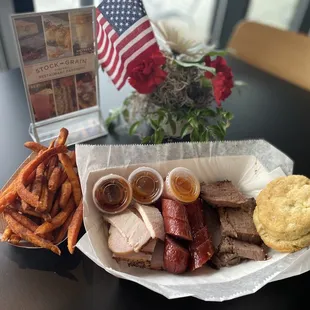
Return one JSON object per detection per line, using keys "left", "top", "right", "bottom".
{"left": 106, "top": 22, "right": 237, "bottom": 144}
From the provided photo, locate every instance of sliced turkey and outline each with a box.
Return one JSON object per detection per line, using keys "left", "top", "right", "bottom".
{"left": 113, "top": 252, "right": 152, "bottom": 268}
{"left": 108, "top": 225, "right": 133, "bottom": 255}
{"left": 151, "top": 240, "right": 164, "bottom": 270}
{"left": 103, "top": 209, "right": 151, "bottom": 252}
{"left": 134, "top": 203, "right": 165, "bottom": 240}
{"left": 141, "top": 238, "right": 157, "bottom": 254}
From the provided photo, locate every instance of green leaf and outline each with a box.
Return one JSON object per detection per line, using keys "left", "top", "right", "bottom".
{"left": 122, "top": 109, "right": 129, "bottom": 122}
{"left": 201, "top": 108, "right": 216, "bottom": 117}
{"left": 123, "top": 98, "right": 131, "bottom": 106}
{"left": 190, "top": 129, "right": 200, "bottom": 142}
{"left": 216, "top": 107, "right": 223, "bottom": 115}
{"left": 156, "top": 110, "right": 166, "bottom": 118}
{"left": 129, "top": 121, "right": 141, "bottom": 135}
{"left": 105, "top": 108, "right": 122, "bottom": 128}
{"left": 201, "top": 76, "right": 212, "bottom": 88}
{"left": 141, "top": 136, "right": 151, "bottom": 144}
{"left": 149, "top": 118, "right": 159, "bottom": 130}
{"left": 158, "top": 114, "right": 164, "bottom": 125}
{"left": 189, "top": 118, "right": 199, "bottom": 129}
{"left": 226, "top": 112, "right": 233, "bottom": 120}
{"left": 221, "top": 111, "right": 233, "bottom": 122}
{"left": 154, "top": 129, "right": 164, "bottom": 144}
{"left": 201, "top": 130, "right": 209, "bottom": 142}
{"left": 207, "top": 50, "right": 227, "bottom": 57}
{"left": 209, "top": 124, "right": 225, "bottom": 140}
{"left": 181, "top": 123, "right": 191, "bottom": 138}
{"left": 167, "top": 114, "right": 176, "bottom": 135}
{"left": 174, "top": 59, "right": 216, "bottom": 75}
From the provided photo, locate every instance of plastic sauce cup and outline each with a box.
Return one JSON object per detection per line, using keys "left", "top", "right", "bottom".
{"left": 92, "top": 174, "right": 132, "bottom": 214}
{"left": 128, "top": 167, "right": 164, "bottom": 204}
{"left": 165, "top": 167, "right": 200, "bottom": 203}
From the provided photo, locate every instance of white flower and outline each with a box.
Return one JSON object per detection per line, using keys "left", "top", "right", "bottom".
{"left": 151, "top": 20, "right": 215, "bottom": 61}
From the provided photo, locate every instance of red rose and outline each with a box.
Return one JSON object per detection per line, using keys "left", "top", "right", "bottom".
{"left": 205, "top": 56, "right": 234, "bottom": 106}
{"left": 128, "top": 50, "right": 167, "bottom": 94}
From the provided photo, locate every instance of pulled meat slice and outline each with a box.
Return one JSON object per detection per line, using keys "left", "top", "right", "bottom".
{"left": 201, "top": 181, "right": 255, "bottom": 209}
{"left": 163, "top": 236, "right": 189, "bottom": 274}
{"left": 162, "top": 199, "right": 192, "bottom": 241}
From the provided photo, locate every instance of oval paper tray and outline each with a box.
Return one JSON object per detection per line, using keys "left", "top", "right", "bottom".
{"left": 74, "top": 141, "right": 310, "bottom": 301}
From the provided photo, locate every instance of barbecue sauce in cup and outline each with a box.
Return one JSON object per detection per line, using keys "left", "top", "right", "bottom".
{"left": 128, "top": 167, "right": 164, "bottom": 204}
{"left": 93, "top": 174, "right": 132, "bottom": 214}
{"left": 165, "top": 167, "right": 200, "bottom": 203}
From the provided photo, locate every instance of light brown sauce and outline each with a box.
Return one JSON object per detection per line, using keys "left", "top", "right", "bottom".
{"left": 130, "top": 171, "right": 161, "bottom": 204}
{"left": 170, "top": 175, "right": 199, "bottom": 203}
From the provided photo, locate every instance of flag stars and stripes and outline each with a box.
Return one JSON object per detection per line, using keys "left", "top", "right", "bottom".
{"left": 96, "top": 0, "right": 158, "bottom": 89}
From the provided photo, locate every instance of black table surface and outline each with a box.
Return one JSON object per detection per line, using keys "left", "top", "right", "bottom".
{"left": 1, "top": 56, "right": 310, "bottom": 309}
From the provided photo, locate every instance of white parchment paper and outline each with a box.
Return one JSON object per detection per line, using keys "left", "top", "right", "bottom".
{"left": 75, "top": 140, "right": 310, "bottom": 301}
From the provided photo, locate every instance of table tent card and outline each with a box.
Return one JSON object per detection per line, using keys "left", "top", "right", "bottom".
{"left": 12, "top": 7, "right": 106, "bottom": 146}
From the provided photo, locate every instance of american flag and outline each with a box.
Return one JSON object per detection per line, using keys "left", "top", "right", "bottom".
{"left": 96, "top": 0, "right": 159, "bottom": 90}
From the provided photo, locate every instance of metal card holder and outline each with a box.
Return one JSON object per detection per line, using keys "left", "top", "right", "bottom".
{"left": 11, "top": 7, "right": 107, "bottom": 146}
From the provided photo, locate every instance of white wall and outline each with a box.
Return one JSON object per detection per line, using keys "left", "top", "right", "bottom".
{"left": 0, "top": 0, "right": 19, "bottom": 69}
{"left": 246, "top": 0, "right": 300, "bottom": 30}
{"left": 34, "top": 0, "right": 80, "bottom": 11}
{"left": 35, "top": 0, "right": 215, "bottom": 44}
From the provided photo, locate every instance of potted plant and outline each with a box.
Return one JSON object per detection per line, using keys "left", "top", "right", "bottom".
{"left": 106, "top": 22, "right": 238, "bottom": 144}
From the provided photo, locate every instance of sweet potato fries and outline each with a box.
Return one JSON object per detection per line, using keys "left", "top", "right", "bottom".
{"left": 0, "top": 128, "right": 83, "bottom": 255}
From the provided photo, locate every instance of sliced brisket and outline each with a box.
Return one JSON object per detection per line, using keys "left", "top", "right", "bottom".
{"left": 219, "top": 237, "right": 266, "bottom": 261}
{"left": 211, "top": 252, "right": 242, "bottom": 268}
{"left": 218, "top": 206, "right": 262, "bottom": 245}
{"left": 201, "top": 181, "right": 255, "bottom": 209}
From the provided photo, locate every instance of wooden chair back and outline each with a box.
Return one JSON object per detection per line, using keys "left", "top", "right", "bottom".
{"left": 227, "top": 21, "right": 310, "bottom": 91}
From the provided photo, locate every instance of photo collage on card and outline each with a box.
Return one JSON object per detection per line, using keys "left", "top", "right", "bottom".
{"left": 13, "top": 9, "right": 97, "bottom": 122}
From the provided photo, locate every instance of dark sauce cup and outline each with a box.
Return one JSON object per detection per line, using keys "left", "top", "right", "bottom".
{"left": 92, "top": 174, "right": 132, "bottom": 214}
